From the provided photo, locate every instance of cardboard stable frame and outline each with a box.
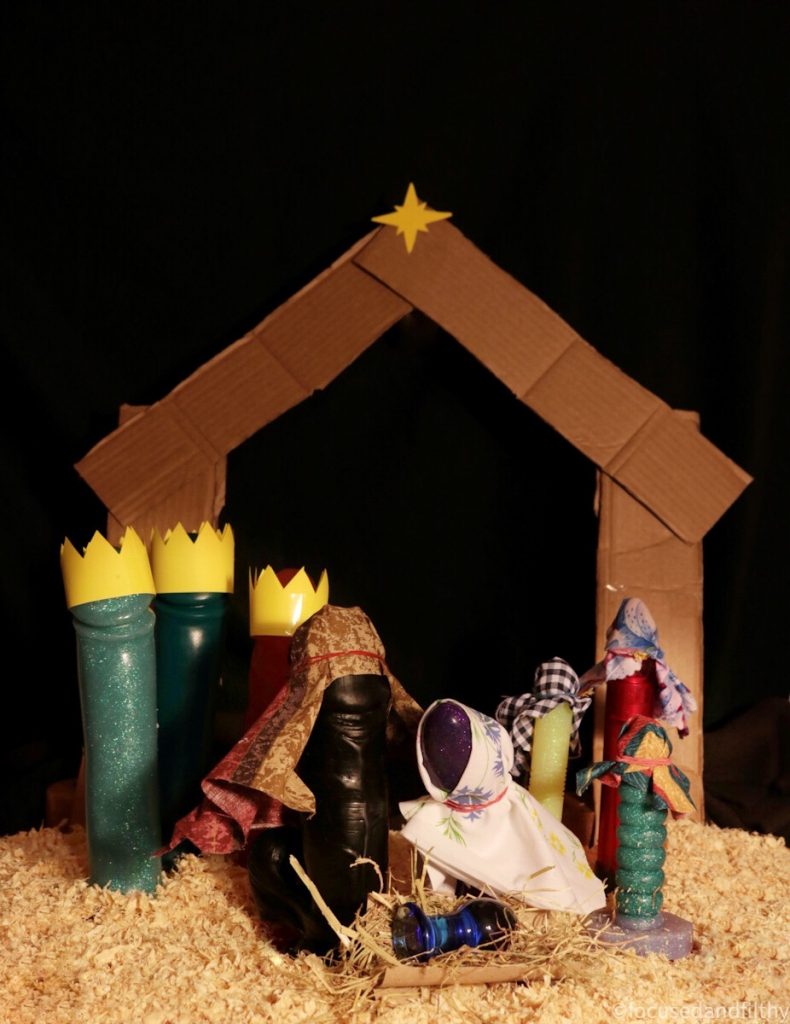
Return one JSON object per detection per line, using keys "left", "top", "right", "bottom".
{"left": 76, "top": 221, "right": 752, "bottom": 823}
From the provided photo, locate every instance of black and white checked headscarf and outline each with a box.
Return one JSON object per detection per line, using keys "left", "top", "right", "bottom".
{"left": 496, "top": 658, "right": 592, "bottom": 784}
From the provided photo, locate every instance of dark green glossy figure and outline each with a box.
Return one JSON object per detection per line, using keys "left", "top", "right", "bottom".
{"left": 154, "top": 591, "right": 228, "bottom": 849}
{"left": 72, "top": 593, "right": 162, "bottom": 893}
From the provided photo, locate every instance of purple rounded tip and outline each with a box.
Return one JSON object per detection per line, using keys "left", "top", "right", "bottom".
{"left": 421, "top": 701, "right": 472, "bottom": 792}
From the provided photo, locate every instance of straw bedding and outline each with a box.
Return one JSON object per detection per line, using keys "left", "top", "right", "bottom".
{"left": 1, "top": 819, "right": 787, "bottom": 1024}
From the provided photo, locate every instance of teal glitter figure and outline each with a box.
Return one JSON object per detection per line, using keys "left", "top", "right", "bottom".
{"left": 154, "top": 591, "right": 229, "bottom": 845}
{"left": 616, "top": 783, "right": 669, "bottom": 919}
{"left": 61, "top": 529, "right": 162, "bottom": 894}
{"left": 150, "top": 523, "right": 234, "bottom": 857}
{"left": 577, "top": 715, "right": 695, "bottom": 959}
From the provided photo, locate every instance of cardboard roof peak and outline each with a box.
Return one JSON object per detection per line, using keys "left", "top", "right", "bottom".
{"left": 77, "top": 221, "right": 751, "bottom": 542}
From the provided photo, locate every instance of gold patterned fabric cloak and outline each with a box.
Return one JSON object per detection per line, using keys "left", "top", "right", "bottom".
{"left": 167, "top": 604, "right": 423, "bottom": 853}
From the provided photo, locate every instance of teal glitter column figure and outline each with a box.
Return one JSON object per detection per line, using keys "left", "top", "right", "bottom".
{"left": 577, "top": 715, "right": 695, "bottom": 959}
{"left": 616, "top": 783, "right": 668, "bottom": 919}
{"left": 150, "top": 523, "right": 234, "bottom": 852}
{"left": 61, "top": 528, "right": 162, "bottom": 894}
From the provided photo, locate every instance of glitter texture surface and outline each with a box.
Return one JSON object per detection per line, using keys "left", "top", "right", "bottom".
{"left": 598, "top": 671, "right": 656, "bottom": 883}
{"left": 615, "top": 784, "right": 667, "bottom": 919}
{"left": 72, "top": 593, "right": 162, "bottom": 893}
{"left": 420, "top": 700, "right": 473, "bottom": 792}
{"left": 154, "top": 591, "right": 228, "bottom": 844}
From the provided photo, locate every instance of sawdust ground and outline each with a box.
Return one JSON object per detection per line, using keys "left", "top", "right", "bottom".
{"left": 1, "top": 819, "right": 787, "bottom": 1024}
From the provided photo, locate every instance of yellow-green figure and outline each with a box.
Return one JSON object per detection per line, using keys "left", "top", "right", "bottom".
{"left": 496, "top": 658, "right": 591, "bottom": 821}
{"left": 529, "top": 702, "right": 573, "bottom": 820}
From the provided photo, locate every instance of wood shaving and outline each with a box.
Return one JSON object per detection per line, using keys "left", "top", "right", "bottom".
{"left": 1, "top": 819, "right": 787, "bottom": 1023}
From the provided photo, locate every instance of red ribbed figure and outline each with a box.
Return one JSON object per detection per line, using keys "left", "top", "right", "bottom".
{"left": 580, "top": 597, "right": 697, "bottom": 885}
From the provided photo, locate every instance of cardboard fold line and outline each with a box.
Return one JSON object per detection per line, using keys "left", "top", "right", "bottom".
{"left": 354, "top": 219, "right": 579, "bottom": 398}
{"left": 102, "top": 402, "right": 226, "bottom": 554}
{"left": 255, "top": 260, "right": 411, "bottom": 394}
{"left": 76, "top": 400, "right": 220, "bottom": 526}
{"left": 78, "top": 251, "right": 411, "bottom": 527}
{"left": 170, "top": 335, "right": 309, "bottom": 455}
{"left": 353, "top": 220, "right": 750, "bottom": 542}
{"left": 160, "top": 395, "right": 224, "bottom": 463}
{"left": 606, "top": 411, "right": 752, "bottom": 543}
{"left": 522, "top": 337, "right": 665, "bottom": 468}
{"left": 77, "top": 219, "right": 750, "bottom": 546}
{"left": 246, "top": 227, "right": 385, "bottom": 339}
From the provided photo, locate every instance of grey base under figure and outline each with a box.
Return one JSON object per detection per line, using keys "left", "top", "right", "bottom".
{"left": 586, "top": 908, "right": 693, "bottom": 960}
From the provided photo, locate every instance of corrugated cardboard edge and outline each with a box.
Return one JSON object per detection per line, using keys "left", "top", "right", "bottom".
{"left": 76, "top": 230, "right": 411, "bottom": 528}
{"left": 77, "top": 220, "right": 750, "bottom": 543}
{"left": 105, "top": 405, "right": 226, "bottom": 545}
{"left": 353, "top": 221, "right": 752, "bottom": 543}
{"left": 592, "top": 411, "right": 705, "bottom": 836}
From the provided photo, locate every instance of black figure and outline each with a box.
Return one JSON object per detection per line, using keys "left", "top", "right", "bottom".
{"left": 248, "top": 672, "right": 391, "bottom": 952}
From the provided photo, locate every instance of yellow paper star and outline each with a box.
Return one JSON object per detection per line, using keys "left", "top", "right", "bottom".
{"left": 372, "top": 183, "right": 452, "bottom": 253}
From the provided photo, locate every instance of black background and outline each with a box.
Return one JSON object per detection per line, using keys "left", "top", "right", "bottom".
{"left": 1, "top": 3, "right": 788, "bottom": 833}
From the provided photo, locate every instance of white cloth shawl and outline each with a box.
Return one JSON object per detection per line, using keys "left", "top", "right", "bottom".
{"left": 399, "top": 699, "right": 605, "bottom": 916}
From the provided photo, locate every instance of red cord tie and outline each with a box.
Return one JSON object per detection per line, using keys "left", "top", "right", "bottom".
{"left": 291, "top": 649, "right": 385, "bottom": 673}
{"left": 444, "top": 787, "right": 509, "bottom": 813}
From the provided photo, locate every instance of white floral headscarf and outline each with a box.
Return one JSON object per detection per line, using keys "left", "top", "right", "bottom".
{"left": 399, "top": 699, "right": 605, "bottom": 916}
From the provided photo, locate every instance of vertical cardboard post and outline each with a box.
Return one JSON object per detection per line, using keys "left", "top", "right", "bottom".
{"left": 593, "top": 413, "right": 705, "bottom": 833}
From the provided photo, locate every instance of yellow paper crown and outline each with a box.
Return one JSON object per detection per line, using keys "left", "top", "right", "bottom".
{"left": 150, "top": 522, "right": 235, "bottom": 594}
{"left": 249, "top": 566, "right": 329, "bottom": 636}
{"left": 60, "top": 527, "right": 155, "bottom": 609}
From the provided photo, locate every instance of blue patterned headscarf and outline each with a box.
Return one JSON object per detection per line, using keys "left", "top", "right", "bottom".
{"left": 580, "top": 598, "right": 696, "bottom": 736}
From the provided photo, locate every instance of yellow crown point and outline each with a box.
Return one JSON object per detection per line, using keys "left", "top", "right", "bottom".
{"left": 249, "top": 566, "right": 329, "bottom": 636}
{"left": 60, "top": 527, "right": 155, "bottom": 609}
{"left": 150, "top": 522, "right": 235, "bottom": 594}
